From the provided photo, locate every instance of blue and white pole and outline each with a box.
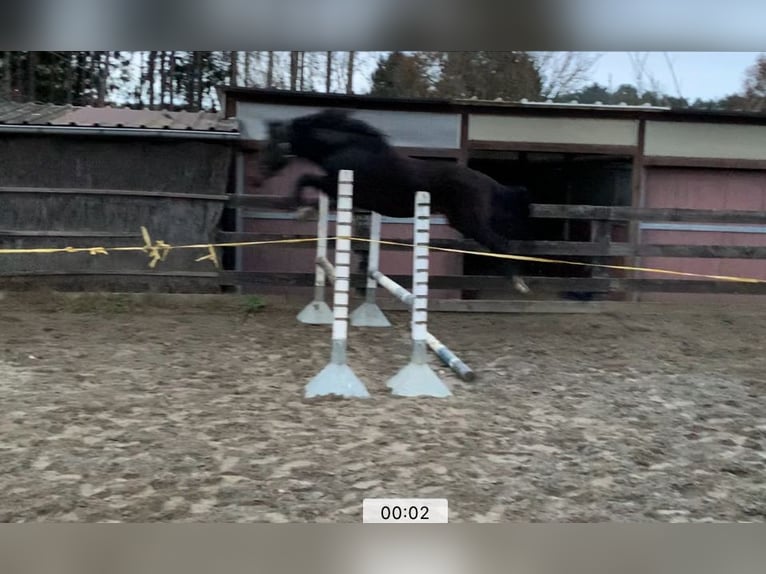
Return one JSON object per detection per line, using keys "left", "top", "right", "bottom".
{"left": 305, "top": 170, "right": 370, "bottom": 399}
{"left": 385, "top": 191, "right": 452, "bottom": 398}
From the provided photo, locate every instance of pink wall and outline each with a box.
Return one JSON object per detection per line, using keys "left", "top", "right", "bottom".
{"left": 639, "top": 167, "right": 766, "bottom": 303}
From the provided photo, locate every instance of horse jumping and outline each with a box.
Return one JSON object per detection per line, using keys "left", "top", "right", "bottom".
{"left": 259, "top": 108, "right": 533, "bottom": 294}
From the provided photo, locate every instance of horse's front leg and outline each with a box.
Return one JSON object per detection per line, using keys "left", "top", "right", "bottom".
{"left": 291, "top": 174, "right": 337, "bottom": 220}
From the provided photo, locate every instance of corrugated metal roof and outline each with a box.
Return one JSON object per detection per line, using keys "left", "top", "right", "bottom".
{"left": 0, "top": 101, "right": 238, "bottom": 133}
{"left": 0, "top": 101, "right": 74, "bottom": 125}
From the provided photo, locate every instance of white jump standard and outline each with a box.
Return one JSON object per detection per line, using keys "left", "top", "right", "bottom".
{"left": 385, "top": 191, "right": 452, "bottom": 398}
{"left": 297, "top": 170, "right": 474, "bottom": 393}
{"left": 304, "top": 171, "right": 371, "bottom": 399}
{"left": 349, "top": 211, "right": 390, "bottom": 327}
{"left": 296, "top": 193, "right": 334, "bottom": 325}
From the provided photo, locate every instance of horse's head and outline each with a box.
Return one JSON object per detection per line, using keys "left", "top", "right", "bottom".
{"left": 260, "top": 109, "right": 389, "bottom": 177}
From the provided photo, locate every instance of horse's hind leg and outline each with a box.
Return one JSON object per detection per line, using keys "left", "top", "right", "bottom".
{"left": 472, "top": 228, "right": 531, "bottom": 295}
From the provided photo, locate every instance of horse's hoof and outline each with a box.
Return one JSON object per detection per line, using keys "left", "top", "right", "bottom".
{"left": 513, "top": 277, "right": 531, "bottom": 294}
{"left": 295, "top": 206, "right": 318, "bottom": 220}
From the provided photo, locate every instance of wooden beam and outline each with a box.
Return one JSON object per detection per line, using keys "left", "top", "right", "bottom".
{"left": 0, "top": 230, "right": 143, "bottom": 238}
{"left": 531, "top": 204, "right": 766, "bottom": 224}
{"left": 0, "top": 270, "right": 221, "bottom": 278}
{"left": 217, "top": 272, "right": 766, "bottom": 294}
{"left": 426, "top": 300, "right": 606, "bottom": 314}
{"left": 643, "top": 156, "right": 766, "bottom": 171}
{"left": 630, "top": 118, "right": 647, "bottom": 302}
{"left": 228, "top": 197, "right": 766, "bottom": 225}
{"left": 0, "top": 186, "right": 228, "bottom": 202}
{"left": 468, "top": 140, "right": 637, "bottom": 156}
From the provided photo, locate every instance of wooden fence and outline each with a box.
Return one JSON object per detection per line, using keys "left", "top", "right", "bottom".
{"left": 220, "top": 194, "right": 766, "bottom": 300}
{"left": 2, "top": 188, "right": 766, "bottom": 302}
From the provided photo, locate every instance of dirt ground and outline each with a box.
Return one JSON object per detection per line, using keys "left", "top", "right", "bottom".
{"left": 0, "top": 293, "right": 764, "bottom": 523}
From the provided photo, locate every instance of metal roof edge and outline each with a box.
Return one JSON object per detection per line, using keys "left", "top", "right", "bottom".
{"left": 0, "top": 124, "right": 240, "bottom": 140}
{"left": 221, "top": 86, "right": 766, "bottom": 125}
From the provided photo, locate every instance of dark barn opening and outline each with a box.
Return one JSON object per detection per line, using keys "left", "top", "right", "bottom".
{"left": 464, "top": 151, "right": 634, "bottom": 299}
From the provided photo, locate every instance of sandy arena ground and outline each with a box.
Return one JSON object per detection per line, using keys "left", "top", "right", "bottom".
{"left": 0, "top": 293, "right": 764, "bottom": 523}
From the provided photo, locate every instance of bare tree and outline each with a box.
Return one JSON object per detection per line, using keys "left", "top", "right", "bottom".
{"left": 346, "top": 50, "right": 355, "bottom": 94}
{"left": 97, "top": 51, "right": 109, "bottom": 106}
{"left": 244, "top": 51, "right": 251, "bottom": 86}
{"left": 533, "top": 52, "right": 601, "bottom": 100}
{"left": 229, "top": 51, "right": 238, "bottom": 87}
{"left": 325, "top": 51, "right": 333, "bottom": 92}
{"left": 147, "top": 50, "right": 157, "bottom": 108}
{"left": 743, "top": 53, "right": 766, "bottom": 112}
{"left": 289, "top": 51, "right": 299, "bottom": 90}
{"left": 266, "top": 51, "right": 274, "bottom": 87}
{"left": 2, "top": 52, "right": 11, "bottom": 99}
{"left": 27, "top": 51, "right": 37, "bottom": 102}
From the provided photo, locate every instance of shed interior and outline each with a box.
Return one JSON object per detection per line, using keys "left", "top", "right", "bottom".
{"left": 463, "top": 150, "right": 634, "bottom": 296}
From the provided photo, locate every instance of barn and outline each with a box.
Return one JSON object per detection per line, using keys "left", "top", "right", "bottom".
{"left": 221, "top": 87, "right": 766, "bottom": 305}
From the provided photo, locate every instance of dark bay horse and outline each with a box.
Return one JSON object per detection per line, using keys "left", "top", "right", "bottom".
{"left": 258, "top": 109, "right": 533, "bottom": 294}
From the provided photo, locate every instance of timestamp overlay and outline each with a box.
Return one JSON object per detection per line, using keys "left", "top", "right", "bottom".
{"left": 362, "top": 498, "right": 449, "bottom": 523}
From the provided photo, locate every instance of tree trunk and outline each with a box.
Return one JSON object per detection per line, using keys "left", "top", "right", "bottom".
{"left": 168, "top": 51, "right": 176, "bottom": 108}
{"left": 346, "top": 51, "right": 355, "bottom": 94}
{"left": 298, "top": 51, "right": 305, "bottom": 90}
{"left": 147, "top": 50, "right": 157, "bottom": 108}
{"left": 63, "top": 52, "right": 74, "bottom": 105}
{"left": 74, "top": 52, "right": 87, "bottom": 106}
{"left": 184, "top": 52, "right": 194, "bottom": 110}
{"left": 159, "top": 51, "right": 166, "bottom": 107}
{"left": 195, "top": 52, "right": 204, "bottom": 110}
{"left": 27, "top": 51, "right": 36, "bottom": 102}
{"left": 244, "top": 51, "right": 251, "bottom": 86}
{"left": 325, "top": 51, "right": 332, "bottom": 92}
{"left": 290, "top": 51, "right": 299, "bottom": 90}
{"left": 97, "top": 51, "right": 108, "bottom": 107}
{"left": 2, "top": 52, "right": 11, "bottom": 99}
{"left": 229, "top": 50, "right": 238, "bottom": 87}
{"left": 267, "top": 51, "right": 274, "bottom": 87}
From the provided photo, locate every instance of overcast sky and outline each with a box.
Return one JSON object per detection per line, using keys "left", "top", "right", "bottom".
{"left": 583, "top": 52, "right": 761, "bottom": 101}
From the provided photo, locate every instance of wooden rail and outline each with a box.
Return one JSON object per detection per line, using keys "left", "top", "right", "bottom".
{"left": 3, "top": 187, "right": 766, "bottom": 302}
{"left": 215, "top": 231, "right": 766, "bottom": 259}
{"left": 227, "top": 195, "right": 766, "bottom": 225}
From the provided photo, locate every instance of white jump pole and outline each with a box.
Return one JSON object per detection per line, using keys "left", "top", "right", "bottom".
{"left": 385, "top": 191, "right": 452, "bottom": 398}
{"left": 369, "top": 270, "right": 475, "bottom": 382}
{"left": 296, "top": 193, "right": 334, "bottom": 325}
{"left": 350, "top": 211, "right": 391, "bottom": 327}
{"left": 304, "top": 170, "right": 370, "bottom": 399}
{"left": 356, "top": 204, "right": 474, "bottom": 382}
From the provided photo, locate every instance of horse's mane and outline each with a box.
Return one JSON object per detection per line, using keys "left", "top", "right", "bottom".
{"left": 294, "top": 109, "right": 390, "bottom": 143}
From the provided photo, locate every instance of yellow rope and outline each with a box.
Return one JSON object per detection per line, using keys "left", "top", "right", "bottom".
{"left": 1, "top": 228, "right": 765, "bottom": 284}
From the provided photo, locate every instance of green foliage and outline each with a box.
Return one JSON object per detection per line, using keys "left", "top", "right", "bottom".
{"left": 555, "top": 81, "right": 752, "bottom": 112}
{"left": 430, "top": 51, "right": 543, "bottom": 101}
{"left": 369, "top": 52, "right": 433, "bottom": 98}
{"left": 244, "top": 295, "right": 266, "bottom": 313}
